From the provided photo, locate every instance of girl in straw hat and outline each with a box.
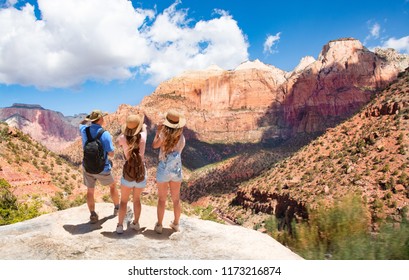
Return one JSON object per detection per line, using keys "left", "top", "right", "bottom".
{"left": 115, "top": 114, "right": 147, "bottom": 234}
{"left": 152, "top": 109, "right": 186, "bottom": 233}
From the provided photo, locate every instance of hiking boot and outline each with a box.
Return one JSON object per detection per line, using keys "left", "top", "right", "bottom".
{"left": 90, "top": 212, "right": 99, "bottom": 224}
{"left": 169, "top": 221, "right": 180, "bottom": 232}
{"left": 129, "top": 221, "right": 140, "bottom": 231}
{"left": 154, "top": 223, "right": 163, "bottom": 234}
{"left": 116, "top": 224, "right": 124, "bottom": 234}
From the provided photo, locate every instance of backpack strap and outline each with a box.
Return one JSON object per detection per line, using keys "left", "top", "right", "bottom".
{"left": 85, "top": 127, "right": 105, "bottom": 141}
{"left": 85, "top": 126, "right": 93, "bottom": 141}
{"left": 95, "top": 128, "right": 105, "bottom": 140}
{"left": 96, "top": 129, "right": 107, "bottom": 161}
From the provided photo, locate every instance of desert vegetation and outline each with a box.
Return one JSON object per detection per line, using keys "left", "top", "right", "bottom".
{"left": 265, "top": 194, "right": 409, "bottom": 259}
{"left": 0, "top": 122, "right": 86, "bottom": 218}
{"left": 0, "top": 178, "right": 41, "bottom": 225}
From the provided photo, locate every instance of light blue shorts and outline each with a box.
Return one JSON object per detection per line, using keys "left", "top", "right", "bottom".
{"left": 156, "top": 152, "right": 183, "bottom": 183}
{"left": 120, "top": 169, "right": 147, "bottom": 188}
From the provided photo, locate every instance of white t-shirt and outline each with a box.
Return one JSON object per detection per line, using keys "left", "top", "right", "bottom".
{"left": 117, "top": 131, "right": 147, "bottom": 161}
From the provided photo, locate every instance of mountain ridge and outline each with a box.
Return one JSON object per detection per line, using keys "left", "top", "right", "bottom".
{"left": 0, "top": 104, "right": 83, "bottom": 152}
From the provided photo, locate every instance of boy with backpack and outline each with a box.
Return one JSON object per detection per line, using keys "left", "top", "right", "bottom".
{"left": 80, "top": 109, "right": 120, "bottom": 224}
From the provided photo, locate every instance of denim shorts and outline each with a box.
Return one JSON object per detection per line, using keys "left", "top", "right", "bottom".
{"left": 156, "top": 152, "right": 183, "bottom": 183}
{"left": 120, "top": 168, "right": 147, "bottom": 188}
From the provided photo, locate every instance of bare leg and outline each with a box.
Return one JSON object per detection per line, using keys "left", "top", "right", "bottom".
{"left": 157, "top": 182, "right": 169, "bottom": 226}
{"left": 118, "top": 186, "right": 132, "bottom": 226}
{"left": 109, "top": 182, "right": 120, "bottom": 207}
{"left": 169, "top": 181, "right": 181, "bottom": 225}
{"left": 87, "top": 187, "right": 95, "bottom": 213}
{"left": 132, "top": 188, "right": 144, "bottom": 224}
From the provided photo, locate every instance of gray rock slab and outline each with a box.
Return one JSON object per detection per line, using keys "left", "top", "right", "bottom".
{"left": 0, "top": 203, "right": 302, "bottom": 260}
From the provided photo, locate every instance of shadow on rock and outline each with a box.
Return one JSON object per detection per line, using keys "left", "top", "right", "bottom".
{"left": 101, "top": 227, "right": 146, "bottom": 239}
{"left": 63, "top": 215, "right": 115, "bottom": 235}
{"left": 142, "top": 228, "right": 174, "bottom": 240}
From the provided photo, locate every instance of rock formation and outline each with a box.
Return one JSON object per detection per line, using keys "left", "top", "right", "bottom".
{"left": 0, "top": 103, "right": 80, "bottom": 152}
{"left": 0, "top": 203, "right": 302, "bottom": 260}
{"left": 221, "top": 67, "right": 409, "bottom": 229}
{"left": 138, "top": 38, "right": 409, "bottom": 144}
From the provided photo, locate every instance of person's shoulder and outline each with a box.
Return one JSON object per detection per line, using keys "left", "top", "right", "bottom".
{"left": 97, "top": 125, "right": 109, "bottom": 134}
{"left": 98, "top": 127, "right": 112, "bottom": 140}
{"left": 140, "top": 131, "right": 147, "bottom": 140}
{"left": 79, "top": 124, "right": 88, "bottom": 132}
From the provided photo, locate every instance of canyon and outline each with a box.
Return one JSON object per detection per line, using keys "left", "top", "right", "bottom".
{"left": 1, "top": 38, "right": 408, "bottom": 259}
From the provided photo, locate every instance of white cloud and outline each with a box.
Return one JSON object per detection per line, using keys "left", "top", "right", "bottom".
{"left": 364, "top": 22, "right": 381, "bottom": 45}
{"left": 370, "top": 23, "right": 380, "bottom": 38}
{"left": 144, "top": 5, "right": 248, "bottom": 84}
{"left": 380, "top": 36, "right": 409, "bottom": 53}
{"left": 263, "top": 32, "right": 281, "bottom": 54}
{"left": 0, "top": 0, "right": 249, "bottom": 88}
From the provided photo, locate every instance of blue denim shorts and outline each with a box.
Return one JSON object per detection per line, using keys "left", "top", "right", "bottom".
{"left": 120, "top": 168, "right": 147, "bottom": 188}
{"left": 156, "top": 152, "right": 183, "bottom": 182}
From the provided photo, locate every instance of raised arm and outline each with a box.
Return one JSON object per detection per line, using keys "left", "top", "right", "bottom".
{"left": 152, "top": 123, "right": 163, "bottom": 149}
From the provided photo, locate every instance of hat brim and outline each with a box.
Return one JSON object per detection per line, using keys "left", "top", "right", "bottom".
{"left": 163, "top": 116, "right": 186, "bottom": 128}
{"left": 122, "top": 115, "right": 145, "bottom": 136}
{"left": 84, "top": 112, "right": 108, "bottom": 122}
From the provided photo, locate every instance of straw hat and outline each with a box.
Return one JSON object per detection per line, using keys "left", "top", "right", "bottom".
{"left": 122, "top": 114, "right": 144, "bottom": 136}
{"left": 163, "top": 110, "right": 186, "bottom": 129}
{"left": 84, "top": 109, "right": 108, "bottom": 122}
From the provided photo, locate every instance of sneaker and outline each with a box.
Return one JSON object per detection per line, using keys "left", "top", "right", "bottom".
{"left": 154, "top": 223, "right": 163, "bottom": 234}
{"left": 129, "top": 221, "right": 140, "bottom": 231}
{"left": 116, "top": 224, "right": 124, "bottom": 234}
{"left": 169, "top": 221, "right": 180, "bottom": 232}
{"left": 90, "top": 212, "right": 99, "bottom": 224}
{"left": 113, "top": 205, "right": 120, "bottom": 216}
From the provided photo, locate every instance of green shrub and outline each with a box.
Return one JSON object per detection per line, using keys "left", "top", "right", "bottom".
{"left": 0, "top": 178, "right": 42, "bottom": 225}
{"left": 269, "top": 194, "right": 409, "bottom": 259}
{"left": 51, "top": 192, "right": 70, "bottom": 210}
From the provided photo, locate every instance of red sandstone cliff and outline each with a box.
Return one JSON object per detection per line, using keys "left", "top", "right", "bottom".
{"left": 138, "top": 38, "right": 409, "bottom": 143}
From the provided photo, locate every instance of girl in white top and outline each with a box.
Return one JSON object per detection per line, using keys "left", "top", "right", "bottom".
{"left": 152, "top": 109, "right": 186, "bottom": 233}
{"left": 116, "top": 114, "right": 147, "bottom": 234}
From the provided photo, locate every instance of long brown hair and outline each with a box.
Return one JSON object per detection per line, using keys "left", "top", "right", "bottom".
{"left": 125, "top": 133, "right": 141, "bottom": 159}
{"left": 162, "top": 126, "right": 183, "bottom": 156}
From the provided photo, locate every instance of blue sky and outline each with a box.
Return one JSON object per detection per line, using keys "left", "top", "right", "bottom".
{"left": 0, "top": 0, "right": 408, "bottom": 116}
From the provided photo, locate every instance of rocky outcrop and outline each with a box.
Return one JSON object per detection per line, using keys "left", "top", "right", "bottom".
{"left": 231, "top": 189, "right": 308, "bottom": 233}
{"left": 139, "top": 38, "right": 409, "bottom": 144}
{"left": 0, "top": 104, "right": 80, "bottom": 151}
{"left": 0, "top": 203, "right": 302, "bottom": 260}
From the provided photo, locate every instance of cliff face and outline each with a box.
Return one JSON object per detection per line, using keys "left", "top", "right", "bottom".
{"left": 140, "top": 38, "right": 409, "bottom": 143}
{"left": 0, "top": 104, "right": 80, "bottom": 152}
{"left": 214, "top": 67, "right": 409, "bottom": 230}
{"left": 279, "top": 39, "right": 407, "bottom": 135}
